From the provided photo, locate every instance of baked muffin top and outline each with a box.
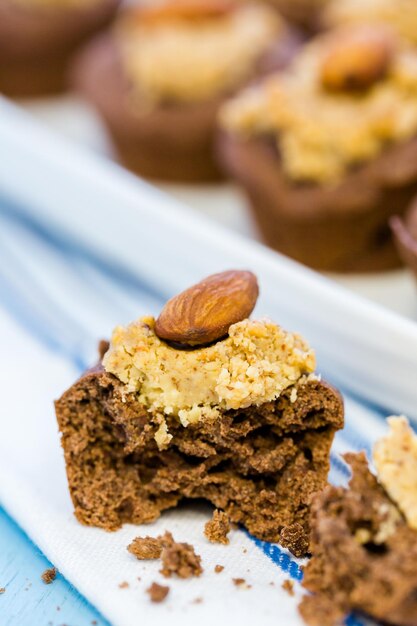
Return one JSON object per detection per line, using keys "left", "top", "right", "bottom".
{"left": 324, "top": 0, "right": 417, "bottom": 46}
{"left": 221, "top": 25, "right": 417, "bottom": 183}
{"left": 116, "top": 0, "right": 283, "bottom": 104}
{"left": 103, "top": 316, "right": 315, "bottom": 433}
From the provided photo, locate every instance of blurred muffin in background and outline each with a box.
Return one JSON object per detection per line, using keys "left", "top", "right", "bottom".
{"left": 324, "top": 0, "right": 417, "bottom": 46}
{"left": 263, "top": 0, "right": 329, "bottom": 34}
{"left": 391, "top": 201, "right": 417, "bottom": 283}
{"left": 72, "top": 0, "right": 299, "bottom": 183}
{"left": 0, "top": 0, "right": 121, "bottom": 97}
{"left": 218, "top": 26, "right": 417, "bottom": 272}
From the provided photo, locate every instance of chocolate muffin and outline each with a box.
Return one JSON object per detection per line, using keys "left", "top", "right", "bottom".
{"left": 55, "top": 270, "right": 344, "bottom": 553}
{"left": 264, "top": 0, "right": 329, "bottom": 34}
{"left": 72, "top": 0, "right": 299, "bottom": 183}
{"left": 323, "top": 0, "right": 417, "bottom": 47}
{"left": 0, "top": 0, "right": 120, "bottom": 97}
{"left": 390, "top": 200, "right": 417, "bottom": 283}
{"left": 300, "top": 416, "right": 417, "bottom": 626}
{"left": 218, "top": 26, "right": 417, "bottom": 272}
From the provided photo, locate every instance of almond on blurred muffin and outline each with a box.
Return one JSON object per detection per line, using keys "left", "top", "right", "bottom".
{"left": 71, "top": 0, "right": 299, "bottom": 183}
{"left": 218, "top": 25, "right": 417, "bottom": 272}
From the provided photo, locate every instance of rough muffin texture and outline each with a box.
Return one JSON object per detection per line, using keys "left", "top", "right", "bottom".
{"left": 55, "top": 349, "right": 343, "bottom": 550}
{"left": 300, "top": 452, "right": 417, "bottom": 626}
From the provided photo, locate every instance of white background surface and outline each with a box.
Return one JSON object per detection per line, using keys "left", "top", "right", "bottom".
{"left": 19, "top": 95, "right": 417, "bottom": 323}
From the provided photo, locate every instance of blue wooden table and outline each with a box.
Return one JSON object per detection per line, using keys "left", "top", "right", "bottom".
{"left": 0, "top": 508, "right": 108, "bottom": 626}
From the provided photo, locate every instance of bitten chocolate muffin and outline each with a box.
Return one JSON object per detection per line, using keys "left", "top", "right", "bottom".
{"left": 0, "top": 0, "right": 120, "bottom": 97}
{"left": 55, "top": 270, "right": 343, "bottom": 554}
{"left": 391, "top": 199, "right": 417, "bottom": 283}
{"left": 71, "top": 0, "right": 299, "bottom": 183}
{"left": 323, "top": 0, "right": 417, "bottom": 47}
{"left": 300, "top": 416, "right": 417, "bottom": 626}
{"left": 219, "top": 25, "right": 417, "bottom": 272}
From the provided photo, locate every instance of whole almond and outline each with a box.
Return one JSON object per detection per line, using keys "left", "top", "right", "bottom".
{"left": 155, "top": 270, "right": 259, "bottom": 346}
{"left": 136, "top": 0, "right": 236, "bottom": 25}
{"left": 321, "top": 27, "right": 395, "bottom": 92}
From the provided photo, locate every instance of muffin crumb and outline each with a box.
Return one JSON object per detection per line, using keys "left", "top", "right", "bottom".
{"left": 147, "top": 582, "right": 169, "bottom": 603}
{"left": 41, "top": 568, "right": 57, "bottom": 584}
{"left": 192, "top": 597, "right": 203, "bottom": 604}
{"left": 118, "top": 581, "right": 129, "bottom": 589}
{"left": 214, "top": 564, "right": 224, "bottom": 573}
{"left": 160, "top": 532, "right": 203, "bottom": 579}
{"left": 373, "top": 416, "right": 417, "bottom": 530}
{"left": 204, "top": 510, "right": 231, "bottom": 544}
{"left": 0, "top": 587, "right": 5, "bottom": 594}
{"left": 233, "top": 577, "right": 251, "bottom": 589}
{"left": 128, "top": 536, "right": 163, "bottom": 560}
{"left": 282, "top": 579, "right": 294, "bottom": 596}
{"left": 280, "top": 523, "right": 309, "bottom": 557}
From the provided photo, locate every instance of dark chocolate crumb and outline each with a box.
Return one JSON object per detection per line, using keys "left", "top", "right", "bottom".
{"left": 128, "top": 536, "right": 162, "bottom": 560}
{"left": 41, "top": 568, "right": 57, "bottom": 584}
{"left": 282, "top": 579, "right": 295, "bottom": 596}
{"left": 147, "top": 582, "right": 170, "bottom": 603}
{"left": 214, "top": 564, "right": 224, "bottom": 574}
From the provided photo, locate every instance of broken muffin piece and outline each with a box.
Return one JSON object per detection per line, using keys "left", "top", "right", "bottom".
{"left": 55, "top": 270, "right": 344, "bottom": 555}
{"left": 300, "top": 417, "right": 417, "bottom": 626}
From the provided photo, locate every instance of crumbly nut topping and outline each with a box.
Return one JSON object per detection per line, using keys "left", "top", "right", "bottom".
{"left": 103, "top": 316, "right": 315, "bottom": 439}
{"left": 117, "top": 4, "right": 282, "bottom": 104}
{"left": 221, "top": 28, "right": 417, "bottom": 183}
{"left": 373, "top": 415, "right": 417, "bottom": 531}
{"left": 325, "top": 0, "right": 417, "bottom": 46}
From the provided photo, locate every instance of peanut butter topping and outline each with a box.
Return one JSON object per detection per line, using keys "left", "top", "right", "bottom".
{"left": 221, "top": 26, "right": 417, "bottom": 183}
{"left": 117, "top": 3, "right": 282, "bottom": 104}
{"left": 374, "top": 416, "right": 417, "bottom": 531}
{"left": 325, "top": 0, "right": 417, "bottom": 46}
{"left": 103, "top": 316, "right": 316, "bottom": 440}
